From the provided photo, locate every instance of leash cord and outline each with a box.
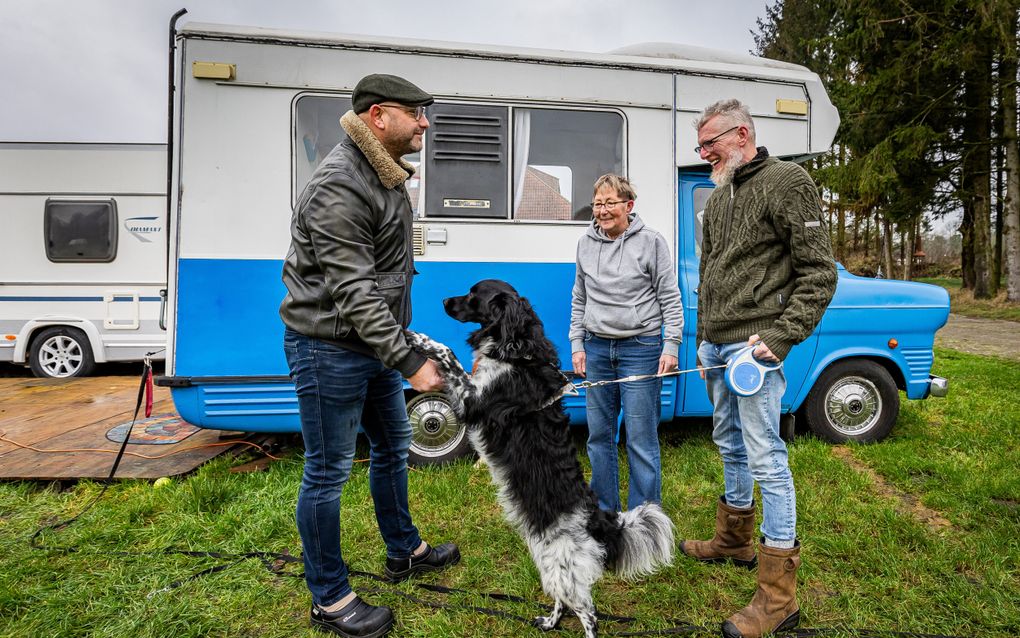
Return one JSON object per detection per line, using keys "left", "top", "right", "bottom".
{"left": 570, "top": 363, "right": 728, "bottom": 391}
{"left": 24, "top": 359, "right": 968, "bottom": 638}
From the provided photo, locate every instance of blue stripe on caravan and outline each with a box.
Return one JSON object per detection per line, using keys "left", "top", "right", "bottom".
{"left": 171, "top": 258, "right": 592, "bottom": 431}
{"left": 173, "top": 258, "right": 578, "bottom": 377}
{"left": 0, "top": 296, "right": 163, "bottom": 302}
{"left": 171, "top": 258, "right": 682, "bottom": 432}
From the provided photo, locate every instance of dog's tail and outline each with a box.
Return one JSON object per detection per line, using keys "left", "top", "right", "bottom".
{"left": 612, "top": 502, "right": 675, "bottom": 579}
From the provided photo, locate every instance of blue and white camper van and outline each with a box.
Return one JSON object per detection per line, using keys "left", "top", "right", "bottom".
{"left": 158, "top": 22, "right": 949, "bottom": 464}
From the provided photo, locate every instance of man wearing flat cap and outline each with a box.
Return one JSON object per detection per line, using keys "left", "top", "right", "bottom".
{"left": 281, "top": 73, "right": 459, "bottom": 637}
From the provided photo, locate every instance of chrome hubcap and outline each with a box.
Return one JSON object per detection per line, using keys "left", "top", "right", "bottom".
{"left": 824, "top": 375, "right": 881, "bottom": 436}
{"left": 407, "top": 393, "right": 465, "bottom": 458}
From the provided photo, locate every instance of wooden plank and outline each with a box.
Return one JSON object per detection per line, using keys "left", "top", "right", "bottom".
{"left": 0, "top": 376, "right": 243, "bottom": 480}
{"left": 0, "top": 379, "right": 172, "bottom": 455}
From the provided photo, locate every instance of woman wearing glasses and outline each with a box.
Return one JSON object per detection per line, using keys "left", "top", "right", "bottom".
{"left": 569, "top": 174, "right": 684, "bottom": 513}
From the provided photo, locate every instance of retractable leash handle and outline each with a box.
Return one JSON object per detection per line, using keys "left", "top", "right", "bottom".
{"left": 724, "top": 344, "right": 782, "bottom": 397}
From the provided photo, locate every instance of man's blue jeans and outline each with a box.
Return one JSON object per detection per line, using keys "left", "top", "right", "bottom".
{"left": 584, "top": 332, "right": 663, "bottom": 512}
{"left": 284, "top": 328, "right": 423, "bottom": 607}
{"left": 697, "top": 339, "right": 796, "bottom": 545}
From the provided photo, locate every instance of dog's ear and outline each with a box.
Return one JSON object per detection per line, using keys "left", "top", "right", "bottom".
{"left": 488, "top": 291, "right": 533, "bottom": 359}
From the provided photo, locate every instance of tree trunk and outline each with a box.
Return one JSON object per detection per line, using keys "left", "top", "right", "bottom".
{"left": 899, "top": 227, "right": 906, "bottom": 277}
{"left": 1003, "top": 9, "right": 1020, "bottom": 302}
{"left": 876, "top": 210, "right": 883, "bottom": 262}
{"left": 852, "top": 209, "right": 861, "bottom": 251}
{"left": 993, "top": 63, "right": 1005, "bottom": 295}
{"left": 836, "top": 201, "right": 846, "bottom": 263}
{"left": 882, "top": 216, "right": 895, "bottom": 279}
{"left": 864, "top": 210, "right": 871, "bottom": 258}
{"left": 962, "top": 38, "right": 994, "bottom": 298}
{"left": 905, "top": 218, "right": 917, "bottom": 280}
{"left": 961, "top": 200, "right": 975, "bottom": 289}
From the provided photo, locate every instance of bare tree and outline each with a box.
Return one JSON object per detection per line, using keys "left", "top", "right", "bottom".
{"left": 1003, "top": 9, "right": 1020, "bottom": 301}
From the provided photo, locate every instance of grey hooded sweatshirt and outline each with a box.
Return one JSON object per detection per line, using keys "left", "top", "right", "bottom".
{"left": 569, "top": 214, "right": 684, "bottom": 357}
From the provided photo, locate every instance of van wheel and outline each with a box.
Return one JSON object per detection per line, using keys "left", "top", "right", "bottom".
{"left": 406, "top": 392, "right": 472, "bottom": 466}
{"left": 804, "top": 359, "right": 898, "bottom": 443}
{"left": 29, "top": 327, "right": 96, "bottom": 379}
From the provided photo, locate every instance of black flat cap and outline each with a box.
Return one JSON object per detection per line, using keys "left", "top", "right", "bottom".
{"left": 352, "top": 74, "right": 434, "bottom": 114}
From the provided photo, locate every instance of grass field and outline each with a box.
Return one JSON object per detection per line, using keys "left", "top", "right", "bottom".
{"left": 1, "top": 348, "right": 1018, "bottom": 638}
{"left": 916, "top": 277, "right": 1020, "bottom": 322}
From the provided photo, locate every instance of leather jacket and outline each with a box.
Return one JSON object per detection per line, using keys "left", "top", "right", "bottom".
{"left": 280, "top": 111, "right": 425, "bottom": 377}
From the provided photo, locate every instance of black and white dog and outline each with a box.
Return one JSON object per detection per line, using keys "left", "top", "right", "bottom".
{"left": 406, "top": 279, "right": 674, "bottom": 638}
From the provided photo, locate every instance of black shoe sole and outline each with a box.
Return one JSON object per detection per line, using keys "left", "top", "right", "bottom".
{"left": 679, "top": 542, "right": 757, "bottom": 570}
{"left": 311, "top": 615, "right": 394, "bottom": 638}
{"left": 720, "top": 609, "right": 799, "bottom": 638}
{"left": 384, "top": 552, "right": 461, "bottom": 583}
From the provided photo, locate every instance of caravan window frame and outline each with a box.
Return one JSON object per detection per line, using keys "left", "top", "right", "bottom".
{"left": 43, "top": 198, "right": 119, "bottom": 263}
{"left": 290, "top": 92, "right": 626, "bottom": 224}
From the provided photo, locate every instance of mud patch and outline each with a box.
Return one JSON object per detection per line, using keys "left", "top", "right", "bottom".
{"left": 935, "top": 314, "right": 1020, "bottom": 361}
{"left": 831, "top": 446, "right": 954, "bottom": 533}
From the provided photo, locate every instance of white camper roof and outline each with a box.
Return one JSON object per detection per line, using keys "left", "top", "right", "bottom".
{"left": 181, "top": 22, "right": 823, "bottom": 83}
{"left": 178, "top": 23, "right": 838, "bottom": 159}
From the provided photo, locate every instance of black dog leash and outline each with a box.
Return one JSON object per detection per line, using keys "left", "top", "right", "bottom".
{"left": 26, "top": 359, "right": 968, "bottom": 638}
{"left": 30, "top": 354, "right": 155, "bottom": 549}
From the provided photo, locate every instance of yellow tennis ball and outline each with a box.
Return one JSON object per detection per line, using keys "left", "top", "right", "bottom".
{"left": 153, "top": 477, "right": 172, "bottom": 488}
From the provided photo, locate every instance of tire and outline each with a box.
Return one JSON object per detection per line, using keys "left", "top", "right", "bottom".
{"left": 780, "top": 412, "right": 796, "bottom": 443}
{"left": 29, "top": 326, "right": 96, "bottom": 379}
{"left": 406, "top": 392, "right": 473, "bottom": 466}
{"left": 803, "top": 359, "right": 899, "bottom": 443}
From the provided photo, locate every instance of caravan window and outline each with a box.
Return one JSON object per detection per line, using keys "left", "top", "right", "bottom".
{"left": 44, "top": 199, "right": 117, "bottom": 263}
{"left": 423, "top": 105, "right": 624, "bottom": 221}
{"left": 294, "top": 95, "right": 422, "bottom": 214}
{"left": 692, "top": 185, "right": 714, "bottom": 259}
{"left": 293, "top": 96, "right": 624, "bottom": 221}
{"left": 512, "top": 109, "right": 624, "bottom": 221}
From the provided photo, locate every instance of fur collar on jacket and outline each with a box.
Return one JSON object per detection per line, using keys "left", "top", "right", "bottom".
{"left": 339, "top": 110, "right": 416, "bottom": 189}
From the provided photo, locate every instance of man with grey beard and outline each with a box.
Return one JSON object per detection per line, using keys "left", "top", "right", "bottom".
{"left": 681, "top": 99, "right": 836, "bottom": 638}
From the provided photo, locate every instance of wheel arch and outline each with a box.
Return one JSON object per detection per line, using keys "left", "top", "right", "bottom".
{"left": 791, "top": 348, "right": 906, "bottom": 411}
{"left": 16, "top": 319, "right": 107, "bottom": 363}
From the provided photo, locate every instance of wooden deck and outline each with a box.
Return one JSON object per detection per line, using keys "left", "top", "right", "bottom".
{"left": 0, "top": 374, "right": 245, "bottom": 480}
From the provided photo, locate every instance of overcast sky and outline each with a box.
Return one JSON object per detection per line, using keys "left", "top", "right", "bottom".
{"left": 1, "top": 0, "right": 770, "bottom": 142}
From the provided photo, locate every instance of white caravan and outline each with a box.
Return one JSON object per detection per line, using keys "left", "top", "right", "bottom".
{"left": 0, "top": 142, "right": 167, "bottom": 377}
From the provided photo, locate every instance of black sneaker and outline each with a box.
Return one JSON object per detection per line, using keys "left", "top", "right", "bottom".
{"left": 384, "top": 542, "right": 461, "bottom": 582}
{"left": 310, "top": 596, "right": 394, "bottom": 638}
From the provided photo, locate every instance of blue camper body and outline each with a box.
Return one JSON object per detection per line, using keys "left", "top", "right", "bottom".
{"left": 160, "top": 23, "right": 948, "bottom": 463}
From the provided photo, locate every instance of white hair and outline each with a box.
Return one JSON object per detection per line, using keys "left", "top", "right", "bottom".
{"left": 694, "top": 98, "right": 756, "bottom": 139}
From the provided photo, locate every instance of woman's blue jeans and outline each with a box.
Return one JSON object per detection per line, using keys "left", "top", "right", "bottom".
{"left": 583, "top": 332, "right": 663, "bottom": 512}
{"left": 697, "top": 339, "right": 796, "bottom": 545}
{"left": 284, "top": 328, "right": 422, "bottom": 607}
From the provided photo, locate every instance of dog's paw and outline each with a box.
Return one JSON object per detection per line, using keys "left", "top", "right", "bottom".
{"left": 404, "top": 329, "right": 430, "bottom": 351}
{"left": 532, "top": 616, "right": 559, "bottom": 632}
{"left": 405, "top": 330, "right": 455, "bottom": 361}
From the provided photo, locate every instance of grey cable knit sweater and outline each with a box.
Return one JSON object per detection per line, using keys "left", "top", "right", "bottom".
{"left": 696, "top": 148, "right": 837, "bottom": 361}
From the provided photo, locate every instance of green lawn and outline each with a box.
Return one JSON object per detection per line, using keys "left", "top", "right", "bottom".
{"left": 1, "top": 348, "right": 1018, "bottom": 637}
{"left": 916, "top": 277, "right": 1020, "bottom": 322}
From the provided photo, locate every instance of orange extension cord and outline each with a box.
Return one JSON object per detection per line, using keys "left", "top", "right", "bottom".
{"left": 0, "top": 429, "right": 284, "bottom": 461}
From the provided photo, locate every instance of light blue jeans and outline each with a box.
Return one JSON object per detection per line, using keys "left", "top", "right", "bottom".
{"left": 284, "top": 328, "right": 423, "bottom": 607}
{"left": 584, "top": 332, "right": 663, "bottom": 512}
{"left": 698, "top": 339, "right": 796, "bottom": 545}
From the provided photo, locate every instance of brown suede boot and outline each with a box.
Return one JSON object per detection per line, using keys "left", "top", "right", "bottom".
{"left": 680, "top": 496, "right": 757, "bottom": 568}
{"left": 721, "top": 540, "right": 801, "bottom": 638}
